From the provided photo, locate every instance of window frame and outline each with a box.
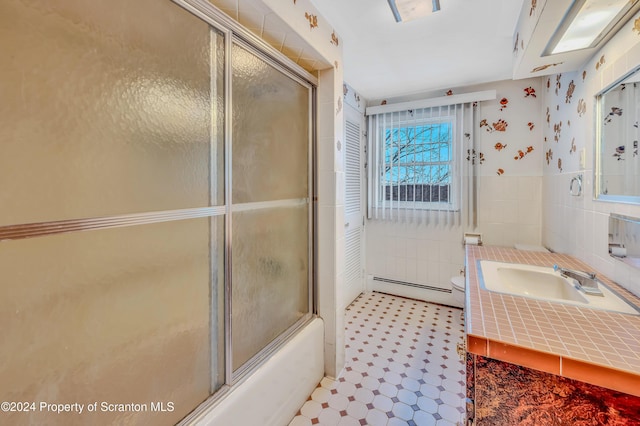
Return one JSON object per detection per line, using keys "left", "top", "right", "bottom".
{"left": 376, "top": 114, "right": 459, "bottom": 212}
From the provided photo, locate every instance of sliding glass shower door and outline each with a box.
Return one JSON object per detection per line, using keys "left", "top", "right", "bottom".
{"left": 0, "top": 1, "right": 227, "bottom": 424}
{"left": 0, "top": 0, "right": 313, "bottom": 424}
{"left": 231, "top": 43, "right": 312, "bottom": 372}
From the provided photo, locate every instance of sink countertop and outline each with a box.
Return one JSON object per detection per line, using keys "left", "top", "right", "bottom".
{"left": 465, "top": 245, "right": 640, "bottom": 396}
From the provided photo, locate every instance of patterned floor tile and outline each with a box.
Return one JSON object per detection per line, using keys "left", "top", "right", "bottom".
{"left": 290, "top": 292, "right": 466, "bottom": 426}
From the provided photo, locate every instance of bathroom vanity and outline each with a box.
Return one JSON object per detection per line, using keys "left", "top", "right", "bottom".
{"left": 464, "top": 245, "right": 640, "bottom": 425}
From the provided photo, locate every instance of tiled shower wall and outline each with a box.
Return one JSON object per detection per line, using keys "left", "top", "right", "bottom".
{"left": 365, "top": 78, "right": 544, "bottom": 302}
{"left": 541, "top": 10, "right": 640, "bottom": 298}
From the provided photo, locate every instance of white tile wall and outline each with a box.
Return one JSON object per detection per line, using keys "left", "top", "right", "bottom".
{"left": 543, "top": 172, "right": 640, "bottom": 297}
{"left": 364, "top": 197, "right": 542, "bottom": 303}
{"left": 477, "top": 175, "right": 542, "bottom": 247}
{"left": 365, "top": 220, "right": 465, "bottom": 306}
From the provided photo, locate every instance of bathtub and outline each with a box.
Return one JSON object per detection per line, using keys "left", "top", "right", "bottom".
{"left": 179, "top": 318, "right": 324, "bottom": 426}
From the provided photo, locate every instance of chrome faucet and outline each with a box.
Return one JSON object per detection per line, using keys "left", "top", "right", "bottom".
{"left": 553, "top": 265, "right": 604, "bottom": 296}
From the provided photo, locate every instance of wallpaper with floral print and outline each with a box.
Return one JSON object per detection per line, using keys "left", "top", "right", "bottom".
{"left": 343, "top": 82, "right": 365, "bottom": 114}
{"left": 475, "top": 78, "right": 543, "bottom": 177}
{"left": 512, "top": 0, "right": 541, "bottom": 61}
{"left": 370, "top": 78, "right": 544, "bottom": 178}
{"left": 542, "top": 11, "right": 640, "bottom": 178}
{"left": 542, "top": 70, "right": 588, "bottom": 175}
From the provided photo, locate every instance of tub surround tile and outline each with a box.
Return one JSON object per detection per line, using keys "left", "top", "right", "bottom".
{"left": 466, "top": 245, "right": 640, "bottom": 397}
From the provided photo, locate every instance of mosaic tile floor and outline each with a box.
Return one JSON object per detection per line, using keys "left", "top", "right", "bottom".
{"left": 289, "top": 292, "right": 466, "bottom": 426}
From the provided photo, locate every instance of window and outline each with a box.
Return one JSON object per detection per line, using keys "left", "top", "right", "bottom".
{"left": 367, "top": 102, "right": 476, "bottom": 224}
{"left": 369, "top": 106, "right": 461, "bottom": 215}
{"left": 383, "top": 118, "right": 453, "bottom": 204}
{"left": 366, "top": 92, "right": 490, "bottom": 225}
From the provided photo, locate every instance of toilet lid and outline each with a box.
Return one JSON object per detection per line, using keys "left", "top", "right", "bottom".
{"left": 451, "top": 276, "right": 465, "bottom": 291}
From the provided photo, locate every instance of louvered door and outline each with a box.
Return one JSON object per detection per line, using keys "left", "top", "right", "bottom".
{"left": 344, "top": 104, "right": 364, "bottom": 308}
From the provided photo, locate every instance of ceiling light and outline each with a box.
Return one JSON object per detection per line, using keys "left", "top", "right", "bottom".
{"left": 387, "top": 0, "right": 441, "bottom": 23}
{"left": 545, "top": 0, "right": 640, "bottom": 56}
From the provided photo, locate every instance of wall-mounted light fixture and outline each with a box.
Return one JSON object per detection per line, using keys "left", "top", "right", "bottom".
{"left": 544, "top": 0, "right": 640, "bottom": 56}
{"left": 387, "top": 0, "right": 441, "bottom": 23}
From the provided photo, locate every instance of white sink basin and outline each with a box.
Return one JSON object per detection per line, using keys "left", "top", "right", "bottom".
{"left": 478, "top": 260, "right": 640, "bottom": 316}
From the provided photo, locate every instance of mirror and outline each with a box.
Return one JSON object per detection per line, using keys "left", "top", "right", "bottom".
{"left": 596, "top": 66, "right": 640, "bottom": 204}
{"left": 609, "top": 214, "right": 640, "bottom": 271}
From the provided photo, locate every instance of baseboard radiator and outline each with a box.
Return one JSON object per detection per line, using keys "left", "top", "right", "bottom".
{"left": 372, "top": 277, "right": 451, "bottom": 293}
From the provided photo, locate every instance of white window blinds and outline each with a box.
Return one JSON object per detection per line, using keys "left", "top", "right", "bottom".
{"left": 367, "top": 94, "right": 487, "bottom": 228}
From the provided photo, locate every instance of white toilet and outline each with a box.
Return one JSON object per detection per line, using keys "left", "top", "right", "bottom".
{"left": 451, "top": 276, "right": 466, "bottom": 306}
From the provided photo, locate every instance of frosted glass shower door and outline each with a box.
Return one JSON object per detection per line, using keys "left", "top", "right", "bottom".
{"left": 230, "top": 43, "right": 312, "bottom": 372}
{"left": 0, "top": 1, "right": 226, "bottom": 424}
{"left": 0, "top": 0, "right": 317, "bottom": 421}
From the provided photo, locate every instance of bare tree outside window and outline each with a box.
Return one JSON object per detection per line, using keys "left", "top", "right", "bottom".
{"left": 383, "top": 121, "right": 452, "bottom": 203}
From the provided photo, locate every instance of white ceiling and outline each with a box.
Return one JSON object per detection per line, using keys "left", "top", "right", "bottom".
{"left": 309, "top": 0, "right": 526, "bottom": 101}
